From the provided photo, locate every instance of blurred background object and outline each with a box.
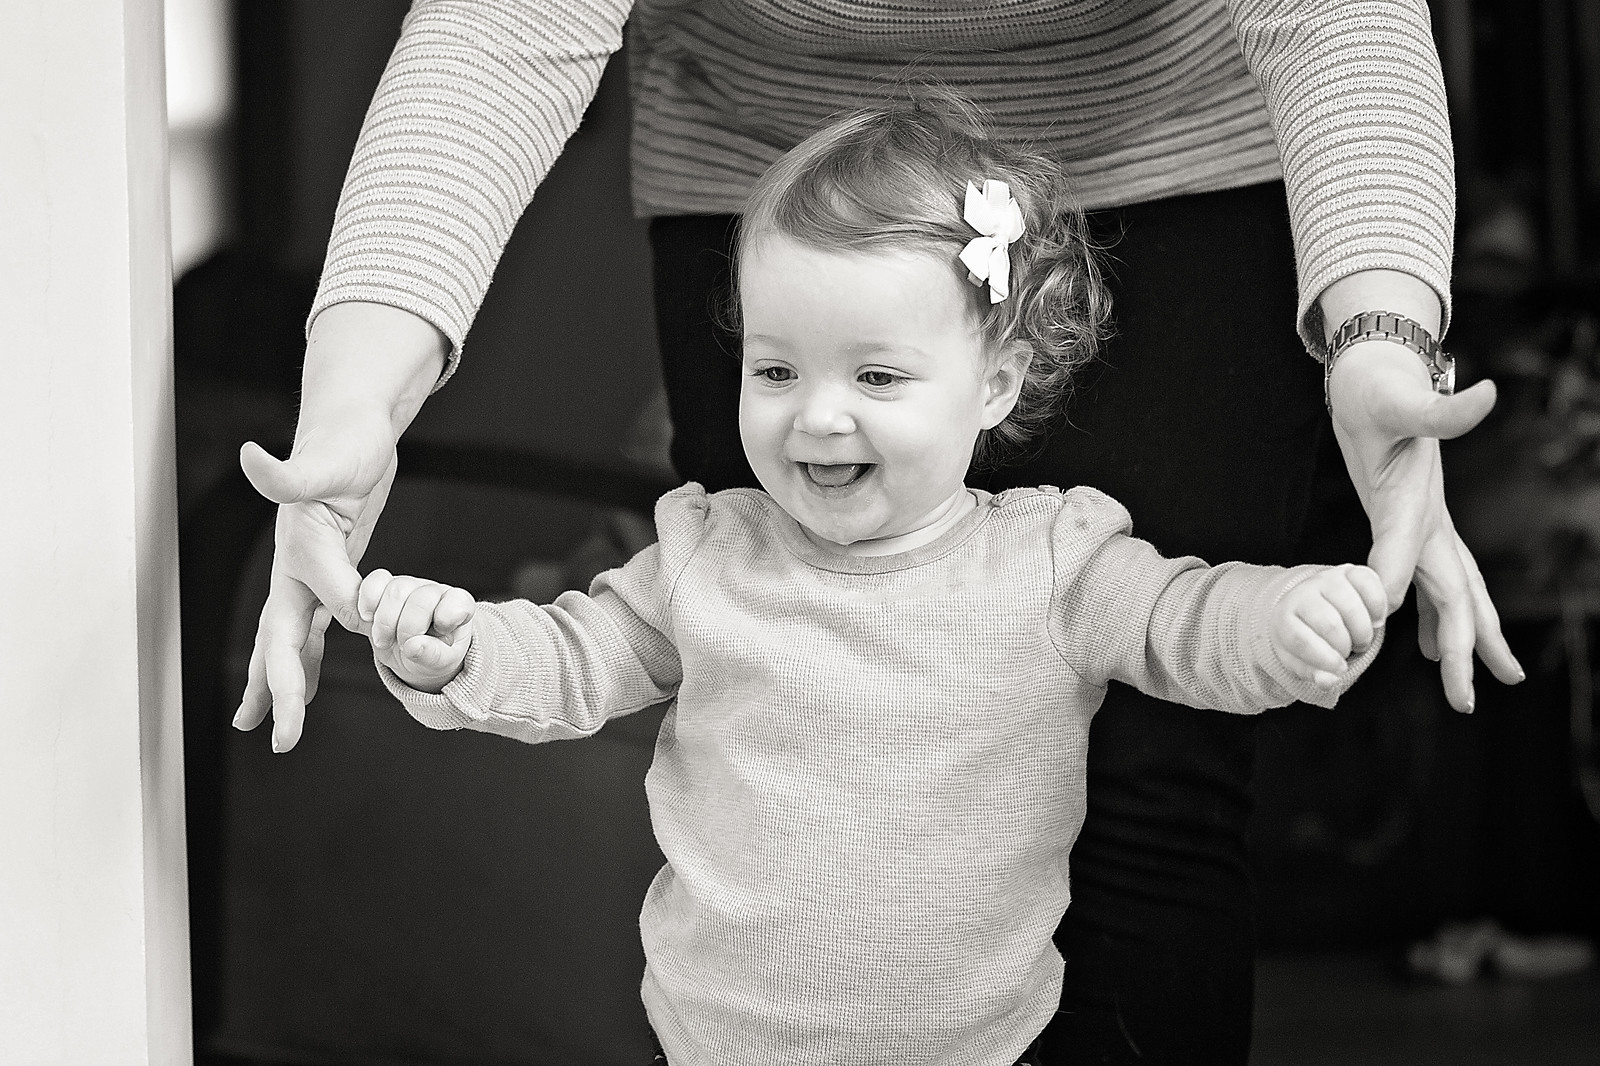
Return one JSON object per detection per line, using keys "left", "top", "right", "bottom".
{"left": 167, "top": 0, "right": 234, "bottom": 278}
{"left": 165, "top": 2, "right": 1600, "bottom": 1064}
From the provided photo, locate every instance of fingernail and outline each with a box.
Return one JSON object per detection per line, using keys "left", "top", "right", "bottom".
{"left": 231, "top": 709, "right": 245, "bottom": 729}
{"left": 271, "top": 736, "right": 283, "bottom": 754}
{"left": 1313, "top": 670, "right": 1340, "bottom": 687}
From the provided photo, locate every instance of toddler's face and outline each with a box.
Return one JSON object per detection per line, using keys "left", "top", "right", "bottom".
{"left": 738, "top": 234, "right": 1020, "bottom": 554}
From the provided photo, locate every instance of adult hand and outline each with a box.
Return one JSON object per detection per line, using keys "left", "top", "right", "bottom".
{"left": 232, "top": 413, "right": 398, "bottom": 751}
{"left": 230, "top": 302, "right": 449, "bottom": 751}
{"left": 1327, "top": 341, "right": 1524, "bottom": 712}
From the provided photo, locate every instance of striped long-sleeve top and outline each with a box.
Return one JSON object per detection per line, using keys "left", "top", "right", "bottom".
{"left": 312, "top": 0, "right": 1455, "bottom": 375}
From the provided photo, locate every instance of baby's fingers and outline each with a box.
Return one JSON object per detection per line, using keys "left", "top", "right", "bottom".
{"left": 399, "top": 632, "right": 466, "bottom": 674}
{"left": 396, "top": 582, "right": 454, "bottom": 647}
{"left": 1319, "top": 566, "right": 1380, "bottom": 655}
{"left": 1347, "top": 564, "right": 1389, "bottom": 626}
{"left": 356, "top": 569, "right": 392, "bottom": 636}
{"left": 370, "top": 573, "right": 425, "bottom": 650}
{"left": 432, "top": 586, "right": 476, "bottom": 641}
{"left": 1279, "top": 615, "right": 1349, "bottom": 688}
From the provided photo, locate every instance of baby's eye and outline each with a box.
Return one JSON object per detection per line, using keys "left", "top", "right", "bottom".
{"left": 753, "top": 365, "right": 796, "bottom": 384}
{"left": 859, "top": 370, "right": 902, "bottom": 388}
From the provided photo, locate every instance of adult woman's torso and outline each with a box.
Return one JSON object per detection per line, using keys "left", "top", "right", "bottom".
{"left": 627, "top": 0, "right": 1281, "bottom": 215}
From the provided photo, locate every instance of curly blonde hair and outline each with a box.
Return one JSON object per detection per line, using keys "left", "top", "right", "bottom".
{"left": 734, "top": 84, "right": 1111, "bottom": 471}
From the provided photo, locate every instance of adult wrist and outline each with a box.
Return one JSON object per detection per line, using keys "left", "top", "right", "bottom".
{"left": 301, "top": 302, "right": 449, "bottom": 438}
{"left": 1317, "top": 269, "right": 1442, "bottom": 342}
{"left": 1322, "top": 310, "right": 1455, "bottom": 413}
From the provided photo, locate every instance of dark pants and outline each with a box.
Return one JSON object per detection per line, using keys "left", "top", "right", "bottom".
{"left": 647, "top": 181, "right": 1355, "bottom": 1065}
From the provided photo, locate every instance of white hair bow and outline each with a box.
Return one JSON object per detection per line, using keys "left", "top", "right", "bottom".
{"left": 958, "top": 179, "right": 1025, "bottom": 304}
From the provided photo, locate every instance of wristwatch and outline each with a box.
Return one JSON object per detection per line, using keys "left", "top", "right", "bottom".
{"left": 1323, "top": 310, "right": 1455, "bottom": 412}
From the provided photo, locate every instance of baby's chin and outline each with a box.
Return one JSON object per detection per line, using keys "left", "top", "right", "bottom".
{"left": 798, "top": 511, "right": 941, "bottom": 555}
{"left": 788, "top": 504, "right": 898, "bottom": 547}
{"left": 796, "top": 518, "right": 881, "bottom": 550}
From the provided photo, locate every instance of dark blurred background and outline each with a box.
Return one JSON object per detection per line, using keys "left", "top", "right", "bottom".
{"left": 167, "top": 2, "right": 1600, "bottom": 1064}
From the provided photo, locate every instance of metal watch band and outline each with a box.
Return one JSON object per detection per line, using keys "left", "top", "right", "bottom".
{"left": 1323, "top": 310, "right": 1456, "bottom": 412}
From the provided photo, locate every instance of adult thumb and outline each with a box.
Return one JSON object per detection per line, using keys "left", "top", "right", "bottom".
{"left": 1386, "top": 379, "right": 1498, "bottom": 442}
{"left": 240, "top": 440, "right": 345, "bottom": 505}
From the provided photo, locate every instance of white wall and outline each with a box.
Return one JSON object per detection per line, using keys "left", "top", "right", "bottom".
{"left": 0, "top": 1, "right": 191, "bottom": 1063}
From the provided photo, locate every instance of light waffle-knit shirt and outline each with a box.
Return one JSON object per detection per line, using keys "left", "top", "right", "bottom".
{"left": 378, "top": 484, "right": 1379, "bottom": 1065}
{"left": 312, "top": 0, "right": 1456, "bottom": 371}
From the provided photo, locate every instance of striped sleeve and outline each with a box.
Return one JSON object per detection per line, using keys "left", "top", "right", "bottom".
{"left": 309, "top": 0, "right": 631, "bottom": 383}
{"left": 1227, "top": 0, "right": 1456, "bottom": 355}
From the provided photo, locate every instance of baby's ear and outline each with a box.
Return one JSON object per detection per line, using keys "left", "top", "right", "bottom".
{"left": 980, "top": 346, "right": 1031, "bottom": 429}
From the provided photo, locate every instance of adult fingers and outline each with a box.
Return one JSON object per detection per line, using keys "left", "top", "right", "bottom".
{"left": 233, "top": 638, "right": 271, "bottom": 731}
{"left": 254, "top": 574, "right": 320, "bottom": 751}
{"left": 1438, "top": 642, "right": 1475, "bottom": 713}
{"left": 302, "top": 606, "right": 331, "bottom": 706}
{"left": 1416, "top": 589, "right": 1441, "bottom": 661}
{"left": 307, "top": 555, "right": 363, "bottom": 634}
{"left": 1366, "top": 525, "right": 1423, "bottom": 615}
{"left": 263, "top": 633, "right": 308, "bottom": 753}
{"left": 1415, "top": 536, "right": 1477, "bottom": 713}
{"left": 1361, "top": 443, "right": 1439, "bottom": 611}
{"left": 1454, "top": 536, "right": 1525, "bottom": 686}
{"left": 274, "top": 503, "right": 366, "bottom": 633}
{"left": 235, "top": 576, "right": 316, "bottom": 735}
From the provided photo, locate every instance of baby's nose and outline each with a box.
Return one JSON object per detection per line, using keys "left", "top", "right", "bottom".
{"left": 793, "top": 384, "right": 856, "bottom": 436}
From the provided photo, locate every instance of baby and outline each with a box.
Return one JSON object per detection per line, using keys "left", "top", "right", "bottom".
{"left": 358, "top": 91, "right": 1386, "bottom": 1066}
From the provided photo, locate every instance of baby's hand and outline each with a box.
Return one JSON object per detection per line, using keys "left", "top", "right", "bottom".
{"left": 1271, "top": 564, "right": 1388, "bottom": 690}
{"left": 358, "top": 569, "right": 476, "bottom": 694}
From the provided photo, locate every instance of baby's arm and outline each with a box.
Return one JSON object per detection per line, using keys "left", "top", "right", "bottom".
{"left": 1270, "top": 563, "right": 1388, "bottom": 691}
{"left": 1051, "top": 488, "right": 1388, "bottom": 712}
{"left": 358, "top": 487, "right": 716, "bottom": 745}
{"left": 358, "top": 569, "right": 476, "bottom": 694}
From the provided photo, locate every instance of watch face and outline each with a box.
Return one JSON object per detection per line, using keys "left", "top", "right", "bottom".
{"left": 1435, "top": 357, "right": 1456, "bottom": 395}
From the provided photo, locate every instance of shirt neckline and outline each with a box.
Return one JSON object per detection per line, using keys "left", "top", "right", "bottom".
{"left": 737, "top": 487, "right": 1001, "bottom": 575}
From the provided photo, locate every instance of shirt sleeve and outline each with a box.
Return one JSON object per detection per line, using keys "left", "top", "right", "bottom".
{"left": 1048, "top": 487, "right": 1382, "bottom": 712}
{"left": 1225, "top": 0, "right": 1455, "bottom": 353}
{"left": 310, "top": 0, "right": 633, "bottom": 386}
{"left": 377, "top": 484, "right": 714, "bottom": 742}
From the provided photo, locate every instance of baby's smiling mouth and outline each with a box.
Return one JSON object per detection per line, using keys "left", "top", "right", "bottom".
{"left": 803, "top": 462, "right": 872, "bottom": 488}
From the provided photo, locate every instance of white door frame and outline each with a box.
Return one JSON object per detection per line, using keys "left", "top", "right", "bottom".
{"left": 0, "top": 1, "right": 192, "bottom": 1062}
